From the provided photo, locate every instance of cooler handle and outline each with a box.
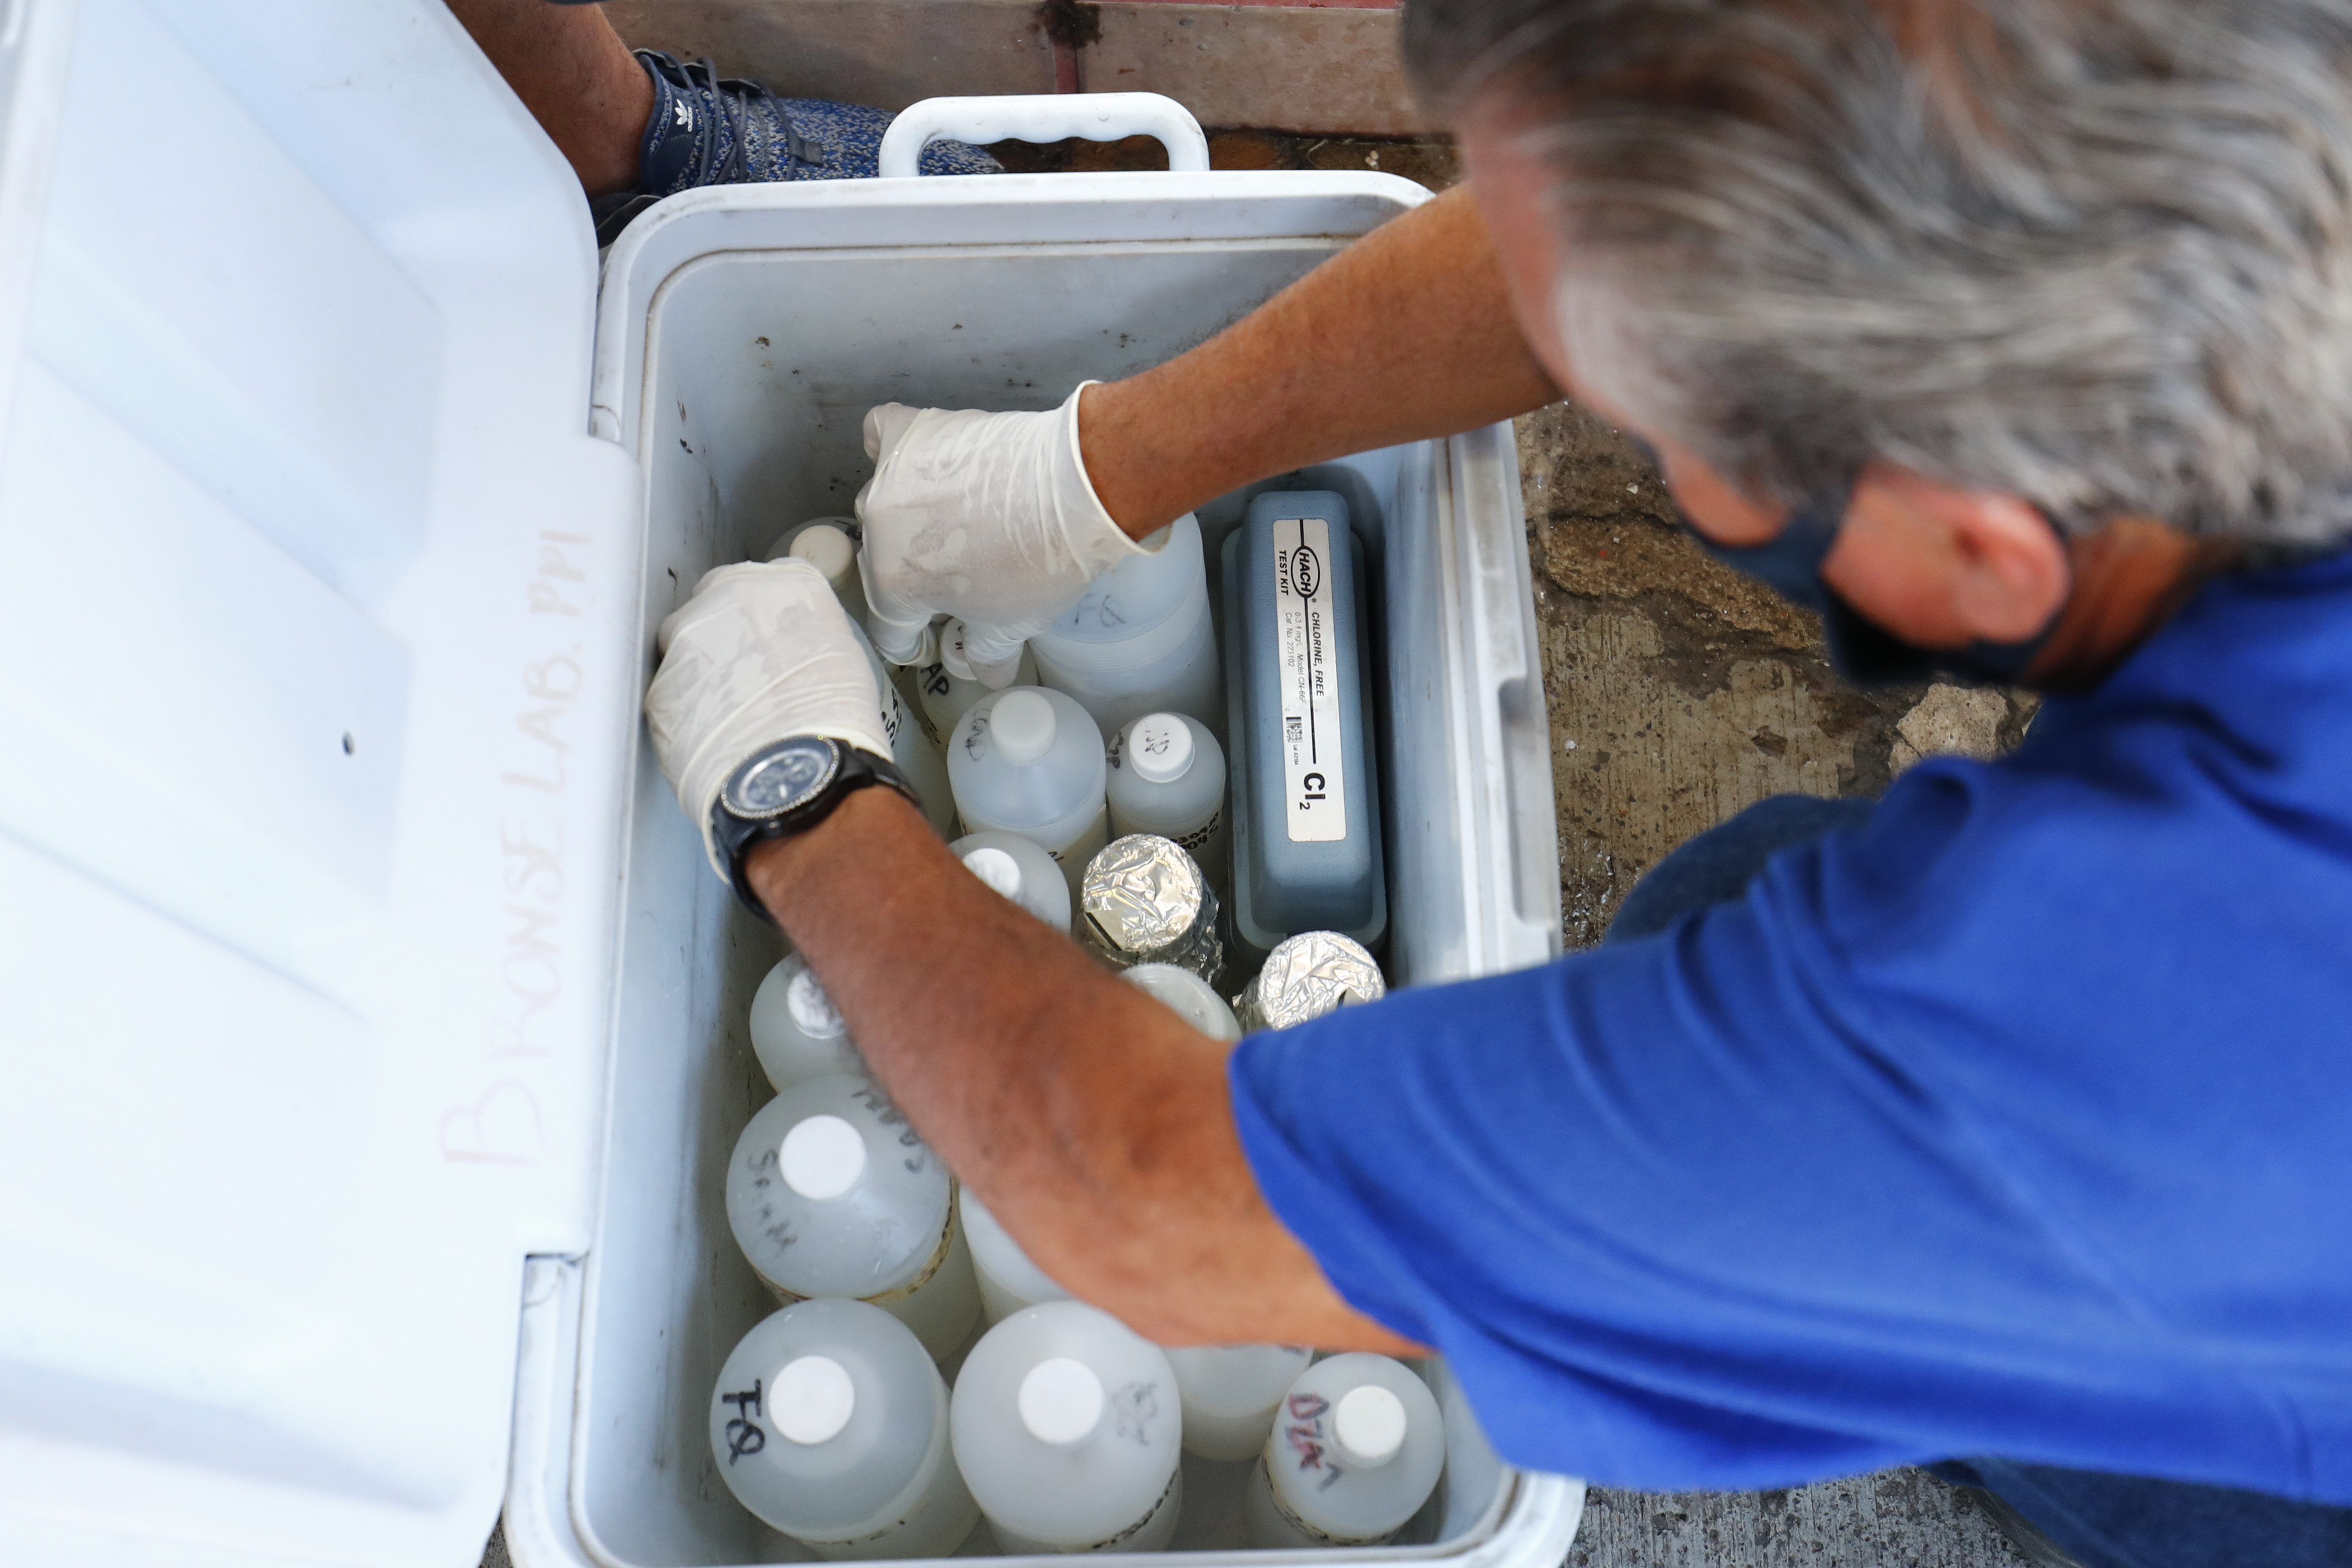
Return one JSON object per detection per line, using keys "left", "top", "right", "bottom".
{"left": 877, "top": 93, "right": 1212, "bottom": 178}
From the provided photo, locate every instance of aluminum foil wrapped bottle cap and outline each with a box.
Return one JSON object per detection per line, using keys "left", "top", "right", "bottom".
{"left": 1079, "top": 834, "right": 1225, "bottom": 985}
{"left": 1233, "top": 932, "right": 1386, "bottom": 1032}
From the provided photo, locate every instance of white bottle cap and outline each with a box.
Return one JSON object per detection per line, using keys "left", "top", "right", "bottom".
{"left": 785, "top": 965, "right": 845, "bottom": 1039}
{"left": 940, "top": 619, "right": 976, "bottom": 682}
{"left": 990, "top": 690, "right": 1058, "bottom": 766}
{"left": 1333, "top": 1384, "right": 1408, "bottom": 1467}
{"left": 790, "top": 524, "right": 858, "bottom": 594}
{"left": 771, "top": 1354, "right": 858, "bottom": 1445}
{"left": 963, "top": 846, "right": 1025, "bottom": 900}
{"left": 780, "top": 1113, "right": 867, "bottom": 1200}
{"left": 1017, "top": 1356, "right": 1105, "bottom": 1446}
{"left": 1125, "top": 714, "right": 1194, "bottom": 784}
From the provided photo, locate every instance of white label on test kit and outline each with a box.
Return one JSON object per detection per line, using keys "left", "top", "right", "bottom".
{"left": 1272, "top": 516, "right": 1347, "bottom": 843}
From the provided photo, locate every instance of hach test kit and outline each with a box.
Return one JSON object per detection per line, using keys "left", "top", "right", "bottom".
{"left": 0, "top": 8, "right": 1572, "bottom": 1563}
{"left": 1228, "top": 491, "right": 1386, "bottom": 960}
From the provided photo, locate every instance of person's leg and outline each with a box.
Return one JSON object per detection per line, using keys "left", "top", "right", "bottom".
{"left": 1932, "top": 1458, "right": 2352, "bottom": 1568}
{"left": 445, "top": 0, "right": 999, "bottom": 245}
{"left": 1605, "top": 793, "right": 1876, "bottom": 943}
{"left": 443, "top": 0, "right": 651, "bottom": 195}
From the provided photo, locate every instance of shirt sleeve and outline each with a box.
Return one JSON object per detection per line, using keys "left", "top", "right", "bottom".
{"left": 1226, "top": 761, "right": 2305, "bottom": 1493}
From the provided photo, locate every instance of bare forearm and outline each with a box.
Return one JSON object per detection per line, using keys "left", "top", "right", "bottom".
{"left": 445, "top": 0, "right": 651, "bottom": 196}
{"left": 743, "top": 790, "right": 1418, "bottom": 1353}
{"left": 1083, "top": 183, "right": 1559, "bottom": 537}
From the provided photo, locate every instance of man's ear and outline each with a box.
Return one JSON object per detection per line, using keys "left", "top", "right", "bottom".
{"left": 1851, "top": 467, "right": 2070, "bottom": 645}
{"left": 1942, "top": 491, "right": 2071, "bottom": 643}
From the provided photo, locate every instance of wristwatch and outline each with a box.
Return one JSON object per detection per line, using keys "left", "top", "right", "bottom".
{"left": 711, "top": 736, "right": 917, "bottom": 920}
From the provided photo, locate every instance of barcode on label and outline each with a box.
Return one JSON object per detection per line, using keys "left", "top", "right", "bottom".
{"left": 1271, "top": 516, "right": 1346, "bottom": 844}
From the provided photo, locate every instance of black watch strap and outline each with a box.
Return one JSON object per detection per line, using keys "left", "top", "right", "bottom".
{"left": 713, "top": 739, "right": 917, "bottom": 922}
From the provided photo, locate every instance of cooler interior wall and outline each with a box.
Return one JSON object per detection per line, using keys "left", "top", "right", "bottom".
{"left": 580, "top": 236, "right": 1511, "bottom": 1566}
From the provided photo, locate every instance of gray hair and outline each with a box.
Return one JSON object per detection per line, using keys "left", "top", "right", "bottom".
{"left": 1406, "top": 0, "right": 2352, "bottom": 543}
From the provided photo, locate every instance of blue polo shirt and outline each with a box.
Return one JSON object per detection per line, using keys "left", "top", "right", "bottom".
{"left": 1229, "top": 549, "right": 2352, "bottom": 1503}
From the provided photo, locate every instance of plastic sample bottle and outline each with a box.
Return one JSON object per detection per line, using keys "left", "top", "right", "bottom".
{"left": 950, "top": 829, "right": 1073, "bottom": 932}
{"left": 1244, "top": 1353, "right": 1445, "bottom": 1547}
{"left": 710, "top": 1298, "right": 981, "bottom": 1558}
{"left": 1121, "top": 962, "right": 1241, "bottom": 1042}
{"left": 946, "top": 687, "right": 1107, "bottom": 904}
{"left": 1030, "top": 513, "right": 1222, "bottom": 741}
{"left": 951, "top": 1301, "right": 1184, "bottom": 1553}
{"left": 1108, "top": 711, "right": 1228, "bottom": 891}
{"left": 1165, "top": 1343, "right": 1314, "bottom": 1461}
{"left": 725, "top": 1073, "right": 981, "bottom": 1360}
{"left": 916, "top": 619, "right": 1038, "bottom": 747}
{"left": 766, "top": 516, "right": 941, "bottom": 723}
{"left": 957, "top": 1188, "right": 1072, "bottom": 1325}
{"left": 768, "top": 519, "right": 870, "bottom": 629}
{"left": 1224, "top": 490, "right": 1385, "bottom": 954}
{"left": 1231, "top": 931, "right": 1386, "bottom": 1033}
{"left": 747, "top": 953, "right": 866, "bottom": 1089}
{"left": 1079, "top": 835, "right": 1224, "bottom": 986}
{"left": 847, "top": 619, "right": 957, "bottom": 840}
{"left": 764, "top": 516, "right": 860, "bottom": 564}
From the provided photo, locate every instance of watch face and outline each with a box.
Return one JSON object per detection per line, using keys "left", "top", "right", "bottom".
{"left": 724, "top": 737, "right": 841, "bottom": 820}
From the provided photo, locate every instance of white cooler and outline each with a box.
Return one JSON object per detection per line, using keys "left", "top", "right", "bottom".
{"left": 0, "top": 3, "right": 1574, "bottom": 1565}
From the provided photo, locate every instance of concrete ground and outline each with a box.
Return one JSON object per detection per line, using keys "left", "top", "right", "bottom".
{"left": 1518, "top": 399, "right": 2035, "bottom": 946}
{"left": 488, "top": 131, "right": 2038, "bottom": 1568}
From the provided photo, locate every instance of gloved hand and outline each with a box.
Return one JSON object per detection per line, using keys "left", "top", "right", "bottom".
{"left": 645, "top": 559, "right": 891, "bottom": 878}
{"left": 855, "top": 381, "right": 1145, "bottom": 685}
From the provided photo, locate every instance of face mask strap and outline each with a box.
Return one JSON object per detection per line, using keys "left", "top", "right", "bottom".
{"left": 1622, "top": 435, "right": 2058, "bottom": 686}
{"left": 1823, "top": 601, "right": 2055, "bottom": 688}
{"left": 1622, "top": 436, "right": 1844, "bottom": 611}
{"left": 1683, "top": 491, "right": 1848, "bottom": 616}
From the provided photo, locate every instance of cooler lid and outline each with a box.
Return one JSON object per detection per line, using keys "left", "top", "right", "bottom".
{"left": 0, "top": 1, "right": 637, "bottom": 1562}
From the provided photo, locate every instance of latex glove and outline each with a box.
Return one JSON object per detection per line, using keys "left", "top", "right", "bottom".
{"left": 855, "top": 381, "right": 1144, "bottom": 684}
{"left": 645, "top": 560, "right": 891, "bottom": 879}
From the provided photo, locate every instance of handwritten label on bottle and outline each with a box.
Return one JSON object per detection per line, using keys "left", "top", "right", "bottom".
{"left": 722, "top": 1380, "right": 768, "bottom": 1464}
{"left": 1279, "top": 1390, "right": 1350, "bottom": 1491}
{"left": 1272, "top": 518, "right": 1346, "bottom": 844}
